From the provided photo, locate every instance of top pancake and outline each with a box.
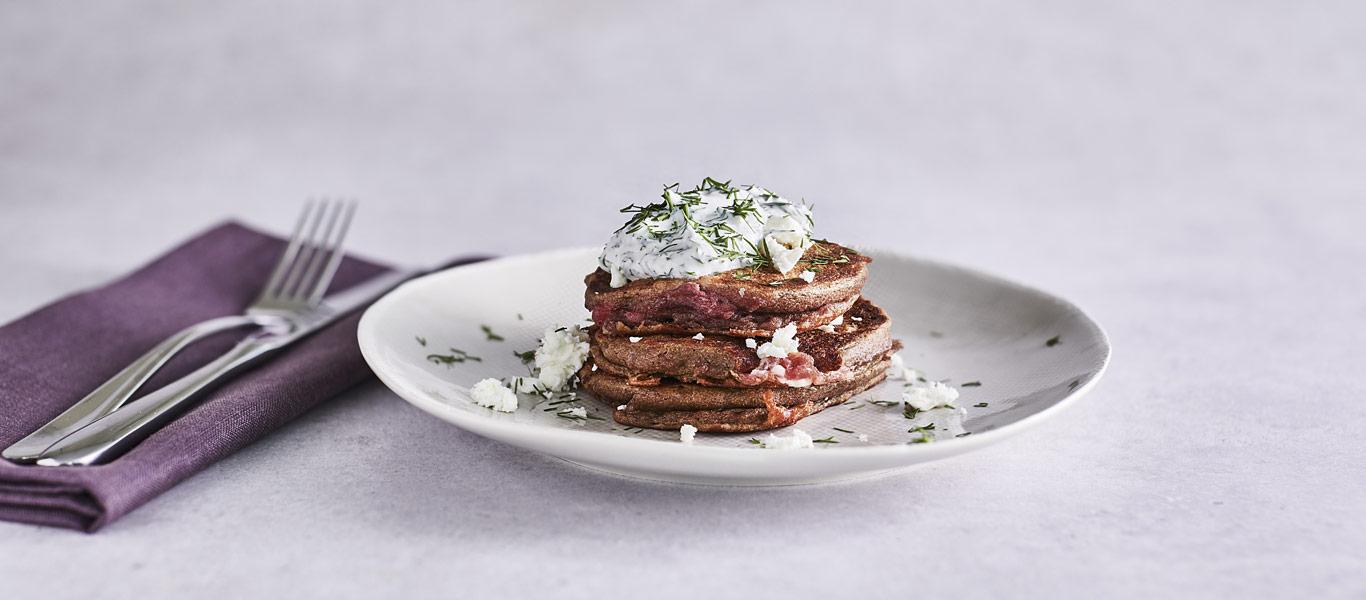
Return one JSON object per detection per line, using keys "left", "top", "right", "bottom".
{"left": 585, "top": 241, "right": 870, "bottom": 337}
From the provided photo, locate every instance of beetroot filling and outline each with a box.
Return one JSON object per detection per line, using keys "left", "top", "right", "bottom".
{"left": 593, "top": 282, "right": 757, "bottom": 327}
{"left": 734, "top": 353, "right": 822, "bottom": 386}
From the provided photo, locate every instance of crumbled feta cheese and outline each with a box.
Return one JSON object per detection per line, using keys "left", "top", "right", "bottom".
{"left": 616, "top": 404, "right": 627, "bottom": 410}
{"left": 756, "top": 323, "right": 800, "bottom": 359}
{"left": 762, "top": 214, "right": 811, "bottom": 274}
{"left": 564, "top": 406, "right": 588, "bottom": 419}
{"left": 850, "top": 316, "right": 863, "bottom": 322}
{"left": 798, "top": 270, "right": 816, "bottom": 283}
{"left": 857, "top": 433, "right": 869, "bottom": 442}
{"left": 818, "top": 314, "right": 844, "bottom": 333}
{"left": 762, "top": 428, "right": 815, "bottom": 450}
{"left": 506, "top": 376, "right": 545, "bottom": 394}
{"left": 629, "top": 336, "right": 642, "bottom": 343}
{"left": 745, "top": 338, "right": 758, "bottom": 349}
{"left": 692, "top": 333, "right": 705, "bottom": 340}
{"left": 903, "top": 380, "right": 960, "bottom": 411}
{"left": 590, "top": 364, "right": 598, "bottom": 372}
{"left": 887, "top": 353, "right": 904, "bottom": 378}
{"left": 609, "top": 265, "right": 628, "bottom": 288}
{"left": 680, "top": 423, "right": 698, "bottom": 444}
{"left": 470, "top": 378, "right": 518, "bottom": 412}
{"left": 904, "top": 406, "right": 968, "bottom": 439}
{"left": 534, "top": 326, "right": 590, "bottom": 391}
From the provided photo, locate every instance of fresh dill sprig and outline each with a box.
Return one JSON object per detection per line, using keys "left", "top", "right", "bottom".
{"left": 426, "top": 348, "right": 481, "bottom": 366}
{"left": 480, "top": 325, "right": 504, "bottom": 342}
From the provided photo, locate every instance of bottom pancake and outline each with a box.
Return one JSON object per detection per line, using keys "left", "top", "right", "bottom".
{"left": 581, "top": 356, "right": 890, "bottom": 432}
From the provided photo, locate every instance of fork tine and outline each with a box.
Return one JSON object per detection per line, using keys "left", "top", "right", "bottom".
{"left": 257, "top": 201, "right": 315, "bottom": 303}
{"left": 305, "top": 200, "right": 356, "bottom": 304}
{"left": 289, "top": 199, "right": 344, "bottom": 302}
{"left": 277, "top": 199, "right": 331, "bottom": 301}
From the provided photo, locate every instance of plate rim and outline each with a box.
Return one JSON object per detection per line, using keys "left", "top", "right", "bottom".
{"left": 357, "top": 246, "right": 1111, "bottom": 466}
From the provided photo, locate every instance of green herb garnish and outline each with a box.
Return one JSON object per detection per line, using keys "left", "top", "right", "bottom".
{"left": 1046, "top": 335, "right": 1061, "bottom": 347}
{"left": 415, "top": 336, "right": 427, "bottom": 347}
{"left": 426, "top": 348, "right": 481, "bottom": 366}
{"left": 961, "top": 381, "right": 981, "bottom": 387}
{"left": 812, "top": 436, "right": 839, "bottom": 444}
{"left": 833, "top": 427, "right": 855, "bottom": 434}
{"left": 480, "top": 324, "right": 504, "bottom": 342}
{"left": 973, "top": 402, "right": 989, "bottom": 408}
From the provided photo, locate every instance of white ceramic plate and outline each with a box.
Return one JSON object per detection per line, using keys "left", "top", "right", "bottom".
{"left": 357, "top": 248, "right": 1110, "bottom": 486}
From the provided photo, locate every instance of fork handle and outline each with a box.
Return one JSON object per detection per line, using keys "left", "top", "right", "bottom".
{"left": 32, "top": 334, "right": 284, "bottom": 466}
{"left": 2, "top": 315, "right": 260, "bottom": 463}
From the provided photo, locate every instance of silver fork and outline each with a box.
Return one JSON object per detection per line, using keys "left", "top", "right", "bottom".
{"left": 2, "top": 200, "right": 357, "bottom": 463}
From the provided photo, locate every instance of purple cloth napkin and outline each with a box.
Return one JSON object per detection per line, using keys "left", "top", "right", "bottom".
{"left": 0, "top": 221, "right": 477, "bottom": 532}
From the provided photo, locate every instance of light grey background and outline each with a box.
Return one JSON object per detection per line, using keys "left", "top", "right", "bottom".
{"left": 2, "top": 1, "right": 1364, "bottom": 598}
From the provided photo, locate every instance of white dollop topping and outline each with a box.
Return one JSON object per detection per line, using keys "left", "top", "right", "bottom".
{"left": 762, "top": 428, "right": 815, "bottom": 450}
{"left": 798, "top": 270, "right": 816, "bottom": 283}
{"left": 680, "top": 424, "right": 698, "bottom": 444}
{"left": 756, "top": 323, "right": 800, "bottom": 359}
{"left": 470, "top": 378, "right": 518, "bottom": 412}
{"left": 534, "top": 326, "right": 590, "bottom": 391}
{"left": 692, "top": 333, "right": 705, "bottom": 340}
{"left": 745, "top": 338, "right": 757, "bottom": 349}
{"left": 903, "top": 380, "right": 960, "bottom": 411}
{"left": 608, "top": 265, "right": 628, "bottom": 288}
{"left": 600, "top": 179, "right": 814, "bottom": 282}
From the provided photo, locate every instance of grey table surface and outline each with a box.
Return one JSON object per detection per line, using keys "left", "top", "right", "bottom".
{"left": 2, "top": 1, "right": 1363, "bottom": 598}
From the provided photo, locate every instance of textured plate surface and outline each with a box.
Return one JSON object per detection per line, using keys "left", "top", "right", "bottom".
{"left": 357, "top": 248, "right": 1110, "bottom": 485}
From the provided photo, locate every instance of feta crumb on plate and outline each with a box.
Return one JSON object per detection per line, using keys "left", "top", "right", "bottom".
{"left": 857, "top": 433, "right": 869, "bottom": 442}
{"left": 563, "top": 406, "right": 587, "bottom": 419}
{"left": 680, "top": 424, "right": 697, "bottom": 444}
{"left": 887, "top": 352, "right": 904, "bottom": 377}
{"left": 762, "top": 428, "right": 814, "bottom": 450}
{"left": 535, "top": 325, "right": 589, "bottom": 391}
{"left": 470, "top": 378, "right": 518, "bottom": 413}
{"left": 903, "top": 380, "right": 960, "bottom": 411}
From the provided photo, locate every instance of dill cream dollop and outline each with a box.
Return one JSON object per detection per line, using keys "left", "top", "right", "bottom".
{"left": 600, "top": 178, "right": 814, "bottom": 286}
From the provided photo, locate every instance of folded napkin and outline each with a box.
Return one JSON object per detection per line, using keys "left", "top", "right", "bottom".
{"left": 0, "top": 221, "right": 480, "bottom": 532}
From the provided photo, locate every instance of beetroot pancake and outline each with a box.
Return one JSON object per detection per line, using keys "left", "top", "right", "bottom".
{"left": 590, "top": 298, "right": 899, "bottom": 388}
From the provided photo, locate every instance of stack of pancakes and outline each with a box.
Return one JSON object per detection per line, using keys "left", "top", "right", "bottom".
{"left": 580, "top": 241, "right": 901, "bottom": 433}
